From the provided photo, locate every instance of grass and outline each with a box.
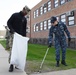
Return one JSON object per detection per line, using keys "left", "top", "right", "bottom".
{"left": 26, "top": 44, "right": 76, "bottom": 74}
{"left": 0, "top": 39, "right": 6, "bottom": 48}
{"left": 0, "top": 40, "right": 76, "bottom": 74}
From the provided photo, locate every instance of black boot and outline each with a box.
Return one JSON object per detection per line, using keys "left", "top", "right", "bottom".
{"left": 61, "top": 60, "right": 67, "bottom": 66}
{"left": 56, "top": 61, "right": 59, "bottom": 67}
{"left": 9, "top": 64, "right": 14, "bottom": 72}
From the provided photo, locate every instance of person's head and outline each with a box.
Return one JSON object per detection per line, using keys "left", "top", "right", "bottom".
{"left": 51, "top": 16, "right": 58, "bottom": 26}
{"left": 22, "top": 6, "right": 31, "bottom": 16}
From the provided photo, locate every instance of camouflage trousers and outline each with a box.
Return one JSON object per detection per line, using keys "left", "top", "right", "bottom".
{"left": 8, "top": 34, "right": 14, "bottom": 63}
{"left": 55, "top": 40, "right": 67, "bottom": 61}
{"left": 6, "top": 38, "right": 10, "bottom": 50}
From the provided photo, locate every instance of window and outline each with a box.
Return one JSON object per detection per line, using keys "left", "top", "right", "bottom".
{"left": 44, "top": 21, "right": 47, "bottom": 30}
{"left": 36, "top": 9, "right": 39, "bottom": 17}
{"left": 40, "top": 22, "right": 43, "bottom": 31}
{"left": 36, "top": 24, "right": 39, "bottom": 31}
{"left": 56, "top": 16, "right": 59, "bottom": 21}
{"left": 48, "top": 19, "right": 51, "bottom": 29}
{"left": 54, "top": 0, "right": 59, "bottom": 8}
{"left": 68, "top": 16, "right": 74, "bottom": 26}
{"left": 60, "top": 0, "right": 66, "bottom": 5}
{"left": 27, "top": 15, "right": 30, "bottom": 21}
{"left": 61, "top": 14, "right": 66, "bottom": 24}
{"left": 34, "top": 25, "right": 36, "bottom": 32}
{"left": 48, "top": 1, "right": 51, "bottom": 11}
{"left": 34, "top": 11, "right": 36, "bottom": 18}
{"left": 40, "top": 6, "right": 43, "bottom": 15}
{"left": 43, "top": 4, "right": 47, "bottom": 13}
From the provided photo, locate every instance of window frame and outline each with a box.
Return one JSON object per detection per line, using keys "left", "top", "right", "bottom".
{"left": 60, "top": 14, "right": 66, "bottom": 24}
{"left": 47, "top": 1, "right": 51, "bottom": 11}
{"left": 68, "top": 16, "right": 75, "bottom": 26}
{"left": 47, "top": 19, "right": 51, "bottom": 29}
{"left": 43, "top": 20, "right": 47, "bottom": 30}
{"left": 54, "top": 0, "right": 59, "bottom": 8}
{"left": 40, "top": 22, "right": 43, "bottom": 31}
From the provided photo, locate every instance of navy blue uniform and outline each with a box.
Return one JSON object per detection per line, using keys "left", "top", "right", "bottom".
{"left": 48, "top": 22, "right": 70, "bottom": 61}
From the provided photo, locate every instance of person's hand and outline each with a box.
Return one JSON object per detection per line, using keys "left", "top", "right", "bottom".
{"left": 48, "top": 43, "right": 52, "bottom": 47}
{"left": 68, "top": 38, "right": 71, "bottom": 42}
{"left": 10, "top": 29, "right": 15, "bottom": 34}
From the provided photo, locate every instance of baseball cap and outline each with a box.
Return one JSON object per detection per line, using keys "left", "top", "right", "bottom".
{"left": 23, "top": 6, "right": 31, "bottom": 14}
{"left": 51, "top": 16, "right": 57, "bottom": 23}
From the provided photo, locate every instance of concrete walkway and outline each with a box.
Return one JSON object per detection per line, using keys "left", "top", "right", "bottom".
{"left": 31, "top": 69, "right": 76, "bottom": 75}
{"left": 0, "top": 44, "right": 27, "bottom": 75}
{"left": 0, "top": 44, "right": 76, "bottom": 75}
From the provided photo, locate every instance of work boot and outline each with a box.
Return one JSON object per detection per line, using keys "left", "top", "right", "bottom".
{"left": 56, "top": 61, "right": 59, "bottom": 67}
{"left": 61, "top": 60, "right": 67, "bottom": 66}
{"left": 9, "top": 64, "right": 14, "bottom": 72}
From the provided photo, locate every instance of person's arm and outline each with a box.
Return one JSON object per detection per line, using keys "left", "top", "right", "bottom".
{"left": 63, "top": 23, "right": 71, "bottom": 42}
{"left": 48, "top": 26, "right": 53, "bottom": 47}
{"left": 23, "top": 18, "right": 27, "bottom": 36}
{"left": 7, "top": 14, "right": 15, "bottom": 33}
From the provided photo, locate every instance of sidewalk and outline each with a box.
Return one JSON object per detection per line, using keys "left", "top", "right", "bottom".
{"left": 31, "top": 69, "right": 76, "bottom": 75}
{"left": 0, "top": 44, "right": 27, "bottom": 75}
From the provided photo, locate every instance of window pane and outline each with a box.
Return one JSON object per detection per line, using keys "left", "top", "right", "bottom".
{"left": 44, "top": 21, "right": 47, "bottom": 30}
{"left": 69, "top": 16, "right": 74, "bottom": 20}
{"left": 40, "top": 22, "right": 43, "bottom": 30}
{"left": 34, "top": 25, "right": 36, "bottom": 32}
{"left": 69, "top": 21, "right": 74, "bottom": 25}
{"left": 48, "top": 19, "right": 51, "bottom": 29}
{"left": 40, "top": 7, "right": 43, "bottom": 15}
{"left": 61, "top": 0, "right": 65, "bottom": 4}
{"left": 44, "top": 7, "right": 47, "bottom": 13}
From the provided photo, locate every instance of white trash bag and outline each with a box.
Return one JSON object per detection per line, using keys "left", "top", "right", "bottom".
{"left": 10, "top": 32, "right": 29, "bottom": 71}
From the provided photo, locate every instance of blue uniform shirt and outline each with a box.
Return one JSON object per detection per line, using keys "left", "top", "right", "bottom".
{"left": 48, "top": 22, "right": 71, "bottom": 45}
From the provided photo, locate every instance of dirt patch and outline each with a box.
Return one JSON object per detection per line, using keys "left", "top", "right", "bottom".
{"left": 25, "top": 60, "right": 55, "bottom": 75}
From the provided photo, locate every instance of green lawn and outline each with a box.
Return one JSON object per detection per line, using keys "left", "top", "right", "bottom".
{"left": 0, "top": 40, "right": 76, "bottom": 74}
{"left": 26, "top": 44, "right": 76, "bottom": 73}
{"left": 0, "top": 39, "right": 6, "bottom": 48}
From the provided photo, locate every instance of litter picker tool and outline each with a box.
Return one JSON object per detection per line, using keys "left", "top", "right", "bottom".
{"left": 38, "top": 47, "right": 49, "bottom": 73}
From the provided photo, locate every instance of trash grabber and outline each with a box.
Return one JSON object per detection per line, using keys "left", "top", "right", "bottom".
{"left": 39, "top": 48, "right": 49, "bottom": 71}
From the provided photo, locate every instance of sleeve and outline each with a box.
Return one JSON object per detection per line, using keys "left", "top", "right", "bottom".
{"left": 48, "top": 26, "right": 53, "bottom": 44}
{"left": 63, "top": 23, "right": 71, "bottom": 38}
{"left": 23, "top": 18, "right": 27, "bottom": 36}
{"left": 7, "top": 14, "right": 15, "bottom": 32}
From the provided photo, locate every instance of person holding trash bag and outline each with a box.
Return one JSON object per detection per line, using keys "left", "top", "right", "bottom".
{"left": 48, "top": 16, "right": 71, "bottom": 67}
{"left": 7, "top": 6, "right": 30, "bottom": 72}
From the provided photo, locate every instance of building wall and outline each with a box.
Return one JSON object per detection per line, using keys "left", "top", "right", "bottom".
{"left": 27, "top": 0, "right": 76, "bottom": 39}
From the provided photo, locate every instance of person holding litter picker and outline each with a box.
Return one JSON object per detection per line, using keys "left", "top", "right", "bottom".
{"left": 48, "top": 16, "right": 71, "bottom": 67}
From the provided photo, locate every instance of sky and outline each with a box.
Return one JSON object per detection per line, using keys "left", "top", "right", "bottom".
{"left": 0, "top": 0, "right": 41, "bottom": 30}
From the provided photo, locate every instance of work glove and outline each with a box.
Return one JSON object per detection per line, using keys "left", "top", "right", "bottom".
{"left": 68, "top": 38, "right": 71, "bottom": 42}
{"left": 48, "top": 43, "right": 52, "bottom": 47}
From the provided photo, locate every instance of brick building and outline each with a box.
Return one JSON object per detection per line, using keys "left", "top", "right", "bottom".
{"left": 27, "top": 0, "right": 76, "bottom": 49}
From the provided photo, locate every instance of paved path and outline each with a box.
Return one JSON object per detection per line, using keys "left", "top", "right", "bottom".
{"left": 0, "top": 44, "right": 27, "bottom": 75}
{"left": 31, "top": 69, "right": 76, "bottom": 75}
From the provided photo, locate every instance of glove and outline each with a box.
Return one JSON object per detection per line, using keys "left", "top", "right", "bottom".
{"left": 48, "top": 43, "right": 52, "bottom": 47}
{"left": 68, "top": 38, "right": 71, "bottom": 42}
{"left": 10, "top": 28, "right": 15, "bottom": 34}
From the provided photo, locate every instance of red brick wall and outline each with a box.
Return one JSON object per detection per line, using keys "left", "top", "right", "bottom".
{"left": 27, "top": 0, "right": 76, "bottom": 38}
